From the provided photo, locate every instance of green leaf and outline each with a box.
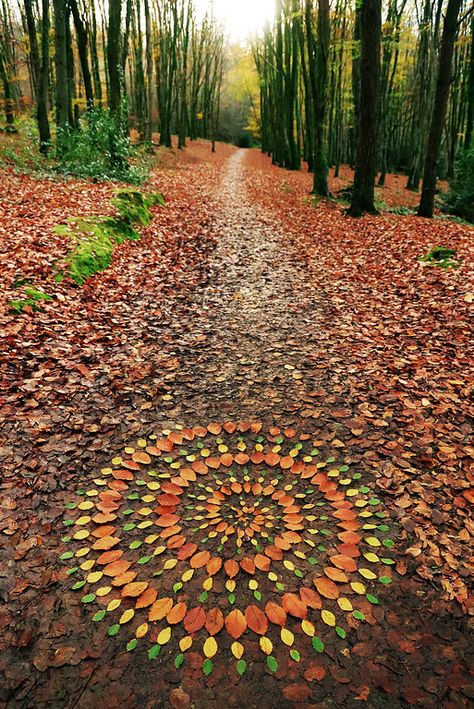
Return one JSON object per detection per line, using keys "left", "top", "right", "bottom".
{"left": 126, "top": 639, "right": 138, "bottom": 651}
{"left": 382, "top": 539, "right": 394, "bottom": 548}
{"left": 381, "top": 557, "right": 395, "bottom": 565}
{"left": 199, "top": 591, "right": 208, "bottom": 602}
{"left": 267, "top": 655, "right": 278, "bottom": 672}
{"left": 137, "top": 555, "right": 152, "bottom": 564}
{"left": 72, "top": 580, "right": 86, "bottom": 590}
{"left": 335, "top": 626, "right": 346, "bottom": 639}
{"left": 236, "top": 659, "right": 247, "bottom": 676}
{"left": 366, "top": 593, "right": 379, "bottom": 605}
{"left": 275, "top": 582, "right": 285, "bottom": 591}
{"left": 253, "top": 590, "right": 262, "bottom": 601}
{"left": 353, "top": 610, "right": 365, "bottom": 621}
{"left": 228, "top": 593, "right": 236, "bottom": 604}
{"left": 66, "top": 567, "right": 78, "bottom": 575}
{"left": 290, "top": 649, "right": 300, "bottom": 662}
{"left": 123, "top": 523, "right": 136, "bottom": 531}
{"left": 148, "top": 644, "right": 161, "bottom": 660}
{"left": 60, "top": 551, "right": 74, "bottom": 560}
{"left": 92, "top": 610, "right": 106, "bottom": 622}
{"left": 202, "top": 659, "right": 213, "bottom": 676}
{"left": 65, "top": 502, "right": 77, "bottom": 509}
{"left": 173, "top": 582, "right": 183, "bottom": 593}
{"left": 108, "top": 624, "right": 120, "bottom": 637}
{"left": 379, "top": 575, "right": 392, "bottom": 585}
{"left": 312, "top": 636, "right": 324, "bottom": 653}
{"left": 129, "top": 541, "right": 142, "bottom": 550}
{"left": 175, "top": 653, "right": 185, "bottom": 668}
{"left": 81, "top": 593, "right": 96, "bottom": 604}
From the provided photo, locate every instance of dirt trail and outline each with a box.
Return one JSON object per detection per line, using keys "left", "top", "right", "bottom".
{"left": 0, "top": 147, "right": 472, "bottom": 709}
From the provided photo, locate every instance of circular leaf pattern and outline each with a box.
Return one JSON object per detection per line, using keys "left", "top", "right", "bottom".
{"left": 60, "top": 421, "right": 396, "bottom": 672}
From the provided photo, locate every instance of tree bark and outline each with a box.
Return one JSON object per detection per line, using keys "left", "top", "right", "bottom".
{"left": 348, "top": 0, "right": 382, "bottom": 216}
{"left": 70, "top": 0, "right": 94, "bottom": 111}
{"left": 53, "top": 0, "right": 71, "bottom": 151}
{"left": 418, "top": 0, "right": 463, "bottom": 217}
{"left": 37, "top": 0, "right": 50, "bottom": 152}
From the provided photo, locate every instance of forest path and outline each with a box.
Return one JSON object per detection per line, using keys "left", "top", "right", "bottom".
{"left": 1, "top": 146, "right": 472, "bottom": 709}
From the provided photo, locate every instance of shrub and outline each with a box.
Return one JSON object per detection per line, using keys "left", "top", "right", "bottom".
{"left": 56, "top": 108, "right": 146, "bottom": 184}
{"left": 443, "top": 147, "right": 474, "bottom": 222}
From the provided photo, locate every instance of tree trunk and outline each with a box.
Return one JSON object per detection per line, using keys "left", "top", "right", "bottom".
{"left": 418, "top": 0, "right": 463, "bottom": 217}
{"left": 313, "top": 0, "right": 330, "bottom": 195}
{"left": 107, "top": 0, "right": 122, "bottom": 114}
{"left": 23, "top": 0, "right": 40, "bottom": 95}
{"left": 70, "top": 0, "right": 94, "bottom": 111}
{"left": 53, "top": 0, "right": 70, "bottom": 152}
{"left": 37, "top": 0, "right": 50, "bottom": 152}
{"left": 465, "top": 16, "right": 474, "bottom": 149}
{"left": 348, "top": 0, "right": 382, "bottom": 216}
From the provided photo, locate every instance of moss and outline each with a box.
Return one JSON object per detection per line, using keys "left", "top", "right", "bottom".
{"left": 419, "top": 246, "right": 460, "bottom": 269}
{"left": 56, "top": 189, "right": 165, "bottom": 285}
{"left": 9, "top": 286, "right": 52, "bottom": 313}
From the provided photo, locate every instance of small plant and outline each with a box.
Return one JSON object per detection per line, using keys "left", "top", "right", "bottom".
{"left": 9, "top": 286, "right": 52, "bottom": 313}
{"left": 443, "top": 147, "right": 474, "bottom": 223}
{"left": 419, "top": 246, "right": 460, "bottom": 269}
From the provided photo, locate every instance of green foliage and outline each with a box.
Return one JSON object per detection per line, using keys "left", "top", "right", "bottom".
{"left": 9, "top": 286, "right": 52, "bottom": 313}
{"left": 443, "top": 148, "right": 474, "bottom": 223}
{"left": 419, "top": 246, "right": 460, "bottom": 269}
{"left": 56, "top": 108, "right": 146, "bottom": 184}
{"left": 56, "top": 189, "right": 165, "bottom": 285}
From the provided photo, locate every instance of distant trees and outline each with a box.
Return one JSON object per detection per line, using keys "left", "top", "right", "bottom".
{"left": 253, "top": 0, "right": 473, "bottom": 217}
{"left": 0, "top": 0, "right": 225, "bottom": 157}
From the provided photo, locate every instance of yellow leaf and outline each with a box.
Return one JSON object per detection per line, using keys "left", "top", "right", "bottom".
{"left": 248, "top": 580, "right": 258, "bottom": 590}
{"left": 96, "top": 586, "right": 112, "bottom": 597}
{"left": 74, "top": 529, "right": 90, "bottom": 540}
{"left": 363, "top": 552, "right": 380, "bottom": 563}
{"left": 137, "top": 507, "right": 153, "bottom": 516}
{"left": 203, "top": 577, "right": 213, "bottom": 591}
{"left": 359, "top": 567, "right": 377, "bottom": 579}
{"left": 154, "top": 546, "right": 166, "bottom": 556}
{"left": 141, "top": 495, "right": 155, "bottom": 504}
{"left": 350, "top": 582, "right": 366, "bottom": 595}
{"left": 119, "top": 608, "right": 135, "bottom": 624}
{"left": 337, "top": 597, "right": 353, "bottom": 612}
{"left": 179, "top": 636, "right": 193, "bottom": 652}
{"left": 157, "top": 626, "right": 172, "bottom": 645}
{"left": 107, "top": 599, "right": 121, "bottom": 611}
{"left": 78, "top": 501, "right": 94, "bottom": 510}
{"left": 268, "top": 572, "right": 278, "bottom": 582}
{"left": 144, "top": 534, "right": 159, "bottom": 544}
{"left": 365, "top": 537, "right": 381, "bottom": 547}
{"left": 281, "top": 628, "right": 294, "bottom": 646}
{"left": 321, "top": 610, "right": 336, "bottom": 627}
{"left": 86, "top": 571, "right": 103, "bottom": 583}
{"left": 226, "top": 580, "right": 236, "bottom": 592}
{"left": 259, "top": 636, "right": 273, "bottom": 655}
{"left": 75, "top": 547, "right": 90, "bottom": 557}
{"left": 231, "top": 641, "right": 244, "bottom": 659}
{"left": 182, "top": 568, "right": 194, "bottom": 582}
{"left": 301, "top": 619, "right": 315, "bottom": 637}
{"left": 203, "top": 637, "right": 218, "bottom": 658}
{"left": 283, "top": 560, "right": 295, "bottom": 571}
{"left": 136, "top": 622, "right": 149, "bottom": 639}
{"left": 75, "top": 516, "right": 91, "bottom": 526}
{"left": 137, "top": 521, "right": 153, "bottom": 529}
{"left": 163, "top": 559, "right": 178, "bottom": 570}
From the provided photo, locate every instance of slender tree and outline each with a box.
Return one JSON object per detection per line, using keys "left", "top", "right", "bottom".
{"left": 348, "top": 0, "right": 382, "bottom": 216}
{"left": 418, "top": 0, "right": 463, "bottom": 217}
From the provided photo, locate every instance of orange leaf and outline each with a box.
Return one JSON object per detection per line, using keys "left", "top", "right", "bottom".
{"left": 206, "top": 557, "right": 222, "bottom": 576}
{"left": 92, "top": 536, "right": 120, "bottom": 551}
{"left": 192, "top": 460, "right": 208, "bottom": 475}
{"left": 324, "top": 567, "right": 348, "bottom": 583}
{"left": 220, "top": 453, "right": 234, "bottom": 467}
{"left": 282, "top": 593, "right": 308, "bottom": 619}
{"left": 190, "top": 550, "right": 211, "bottom": 569}
{"left": 254, "top": 554, "right": 270, "bottom": 571}
{"left": 224, "top": 559, "right": 240, "bottom": 578}
{"left": 225, "top": 609, "right": 247, "bottom": 639}
{"left": 299, "top": 587, "right": 322, "bottom": 609}
{"left": 121, "top": 581, "right": 149, "bottom": 598}
{"left": 177, "top": 542, "right": 198, "bottom": 560}
{"left": 103, "top": 559, "right": 132, "bottom": 577}
{"left": 245, "top": 605, "right": 268, "bottom": 635}
{"left": 97, "top": 550, "right": 123, "bottom": 565}
{"left": 240, "top": 557, "right": 256, "bottom": 575}
{"left": 132, "top": 451, "right": 151, "bottom": 465}
{"left": 167, "top": 602, "right": 187, "bottom": 624}
{"left": 207, "top": 423, "right": 222, "bottom": 435}
{"left": 156, "top": 514, "right": 180, "bottom": 528}
{"left": 265, "top": 545, "right": 283, "bottom": 561}
{"left": 330, "top": 554, "right": 358, "bottom": 572}
{"left": 280, "top": 456, "right": 294, "bottom": 469}
{"left": 184, "top": 606, "right": 207, "bottom": 633}
{"left": 314, "top": 577, "right": 339, "bottom": 599}
{"left": 265, "top": 452, "right": 280, "bottom": 467}
{"left": 265, "top": 601, "right": 287, "bottom": 626}
{"left": 135, "top": 587, "right": 157, "bottom": 609}
{"left": 149, "top": 597, "right": 173, "bottom": 621}
{"left": 205, "top": 608, "right": 224, "bottom": 635}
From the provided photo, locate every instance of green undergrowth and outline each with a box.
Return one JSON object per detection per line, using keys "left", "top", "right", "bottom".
{"left": 419, "top": 246, "right": 460, "bottom": 269}
{"left": 9, "top": 285, "right": 52, "bottom": 313}
{"left": 55, "top": 190, "right": 165, "bottom": 285}
{"left": 8, "top": 189, "right": 165, "bottom": 313}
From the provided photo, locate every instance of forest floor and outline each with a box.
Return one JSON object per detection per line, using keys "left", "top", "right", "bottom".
{"left": 0, "top": 141, "right": 473, "bottom": 709}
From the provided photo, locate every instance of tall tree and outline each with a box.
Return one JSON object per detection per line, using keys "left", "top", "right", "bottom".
{"left": 37, "top": 0, "right": 50, "bottom": 152}
{"left": 348, "top": 0, "right": 382, "bottom": 216}
{"left": 418, "top": 0, "right": 463, "bottom": 217}
{"left": 53, "top": 0, "right": 71, "bottom": 150}
{"left": 70, "top": 0, "right": 94, "bottom": 111}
